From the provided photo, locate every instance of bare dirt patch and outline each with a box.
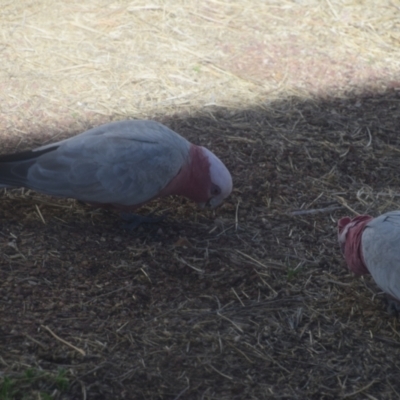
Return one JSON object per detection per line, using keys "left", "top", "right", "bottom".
{"left": 3, "top": 93, "right": 400, "bottom": 399}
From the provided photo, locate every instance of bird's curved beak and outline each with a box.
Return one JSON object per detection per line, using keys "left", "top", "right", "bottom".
{"left": 198, "top": 198, "right": 224, "bottom": 209}
{"left": 207, "top": 197, "right": 224, "bottom": 209}
{"left": 197, "top": 200, "right": 217, "bottom": 209}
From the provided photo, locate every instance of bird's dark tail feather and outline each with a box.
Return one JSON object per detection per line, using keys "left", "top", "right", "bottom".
{"left": 0, "top": 146, "right": 58, "bottom": 188}
{"left": 0, "top": 145, "right": 58, "bottom": 163}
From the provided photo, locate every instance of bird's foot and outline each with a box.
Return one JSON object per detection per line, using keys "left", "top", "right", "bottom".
{"left": 384, "top": 295, "right": 400, "bottom": 316}
{"left": 120, "top": 212, "right": 166, "bottom": 230}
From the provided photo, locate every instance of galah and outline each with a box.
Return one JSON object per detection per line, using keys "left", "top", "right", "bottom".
{"left": 338, "top": 211, "right": 400, "bottom": 312}
{"left": 0, "top": 120, "right": 233, "bottom": 215}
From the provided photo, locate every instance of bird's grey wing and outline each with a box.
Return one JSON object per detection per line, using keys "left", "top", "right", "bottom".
{"left": 1, "top": 120, "right": 190, "bottom": 205}
{"left": 362, "top": 211, "right": 400, "bottom": 299}
{"left": 31, "top": 137, "right": 189, "bottom": 205}
{"left": 34, "top": 120, "right": 187, "bottom": 151}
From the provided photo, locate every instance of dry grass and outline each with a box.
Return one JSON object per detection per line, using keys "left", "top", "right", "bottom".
{"left": 2, "top": 1, "right": 400, "bottom": 399}
{"left": 1, "top": 0, "right": 400, "bottom": 135}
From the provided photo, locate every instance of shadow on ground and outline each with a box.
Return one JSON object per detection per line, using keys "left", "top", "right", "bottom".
{"left": 2, "top": 89, "right": 400, "bottom": 399}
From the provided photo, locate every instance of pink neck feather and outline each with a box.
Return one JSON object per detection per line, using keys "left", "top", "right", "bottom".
{"left": 160, "top": 144, "right": 211, "bottom": 203}
{"left": 338, "top": 215, "right": 373, "bottom": 275}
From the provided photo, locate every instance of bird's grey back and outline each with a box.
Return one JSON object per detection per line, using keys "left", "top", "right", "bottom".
{"left": 362, "top": 210, "right": 400, "bottom": 298}
{"left": 0, "top": 120, "right": 191, "bottom": 206}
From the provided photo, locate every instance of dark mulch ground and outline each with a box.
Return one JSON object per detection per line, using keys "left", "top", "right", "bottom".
{"left": 2, "top": 89, "right": 400, "bottom": 399}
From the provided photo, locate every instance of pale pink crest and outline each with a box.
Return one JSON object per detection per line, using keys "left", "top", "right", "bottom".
{"left": 337, "top": 215, "right": 373, "bottom": 275}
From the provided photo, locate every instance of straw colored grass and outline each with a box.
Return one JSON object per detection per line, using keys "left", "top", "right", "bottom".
{"left": 2, "top": 1, "right": 400, "bottom": 399}
{"left": 1, "top": 0, "right": 400, "bottom": 136}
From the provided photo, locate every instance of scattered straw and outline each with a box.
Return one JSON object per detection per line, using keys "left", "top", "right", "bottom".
{"left": 41, "top": 325, "right": 86, "bottom": 357}
{"left": 35, "top": 204, "right": 46, "bottom": 224}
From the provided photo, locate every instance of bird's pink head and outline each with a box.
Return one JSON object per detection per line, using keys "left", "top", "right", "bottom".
{"left": 161, "top": 144, "right": 232, "bottom": 208}
{"left": 198, "top": 146, "right": 232, "bottom": 208}
{"left": 337, "top": 215, "right": 373, "bottom": 275}
{"left": 338, "top": 217, "right": 353, "bottom": 253}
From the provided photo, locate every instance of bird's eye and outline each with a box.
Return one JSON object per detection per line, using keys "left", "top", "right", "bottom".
{"left": 211, "top": 185, "right": 221, "bottom": 196}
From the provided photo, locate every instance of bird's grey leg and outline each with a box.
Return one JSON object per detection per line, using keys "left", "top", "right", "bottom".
{"left": 120, "top": 212, "right": 166, "bottom": 230}
{"left": 384, "top": 295, "right": 400, "bottom": 316}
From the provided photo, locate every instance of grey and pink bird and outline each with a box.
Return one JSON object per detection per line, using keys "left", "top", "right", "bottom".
{"left": 338, "top": 211, "right": 400, "bottom": 311}
{"left": 0, "top": 120, "right": 232, "bottom": 212}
